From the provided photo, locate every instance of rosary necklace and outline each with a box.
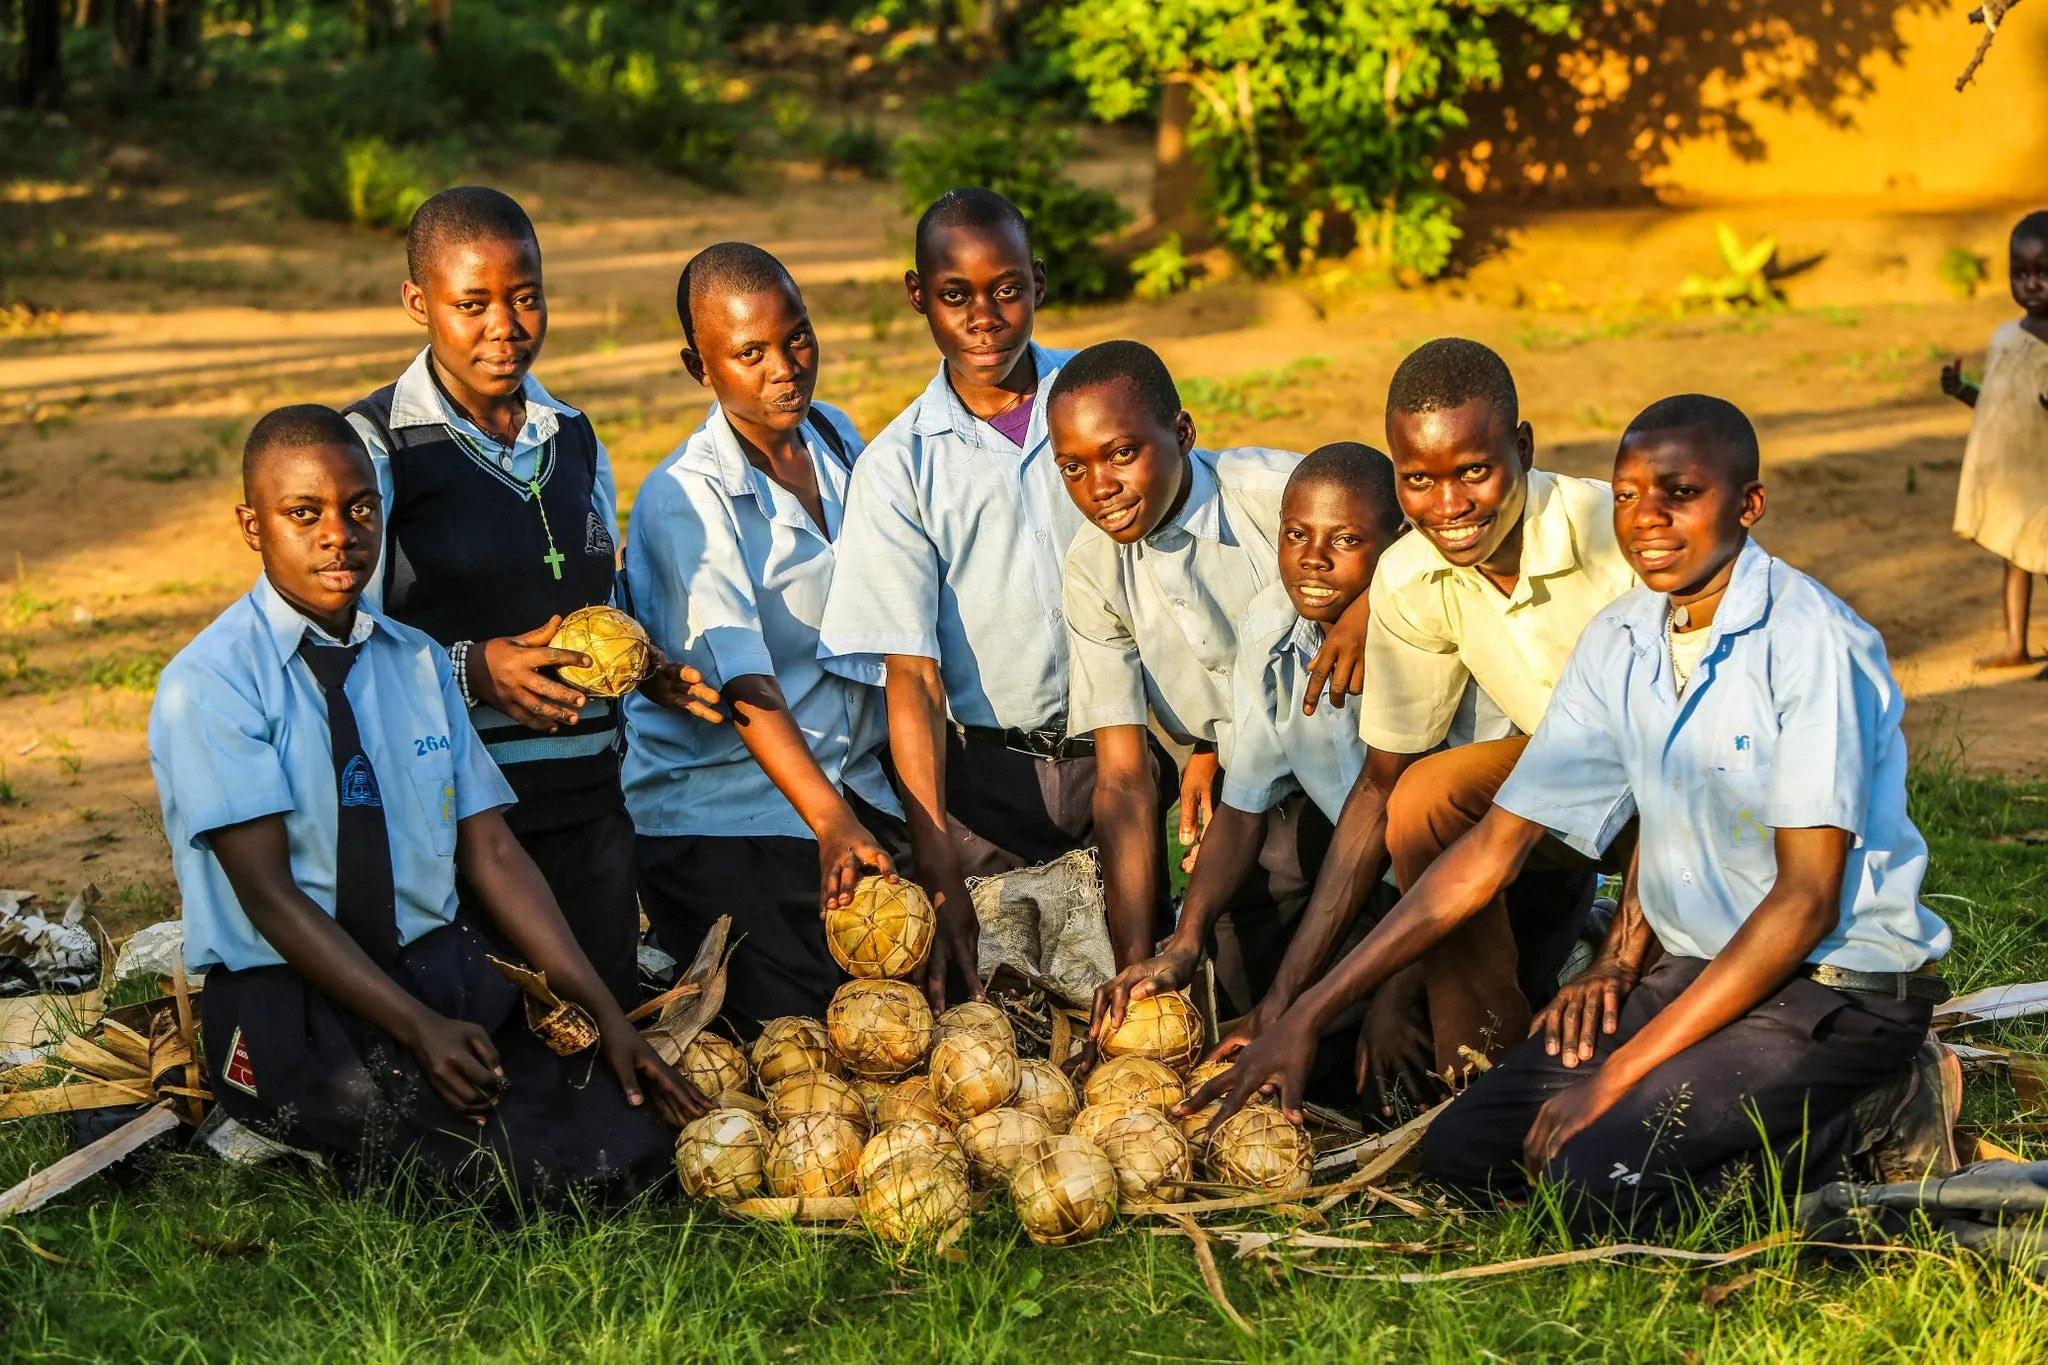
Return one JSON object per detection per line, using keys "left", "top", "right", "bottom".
{"left": 447, "top": 427, "right": 565, "bottom": 580}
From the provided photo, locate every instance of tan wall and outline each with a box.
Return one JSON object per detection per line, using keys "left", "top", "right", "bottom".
{"left": 1451, "top": 0, "right": 2048, "bottom": 205}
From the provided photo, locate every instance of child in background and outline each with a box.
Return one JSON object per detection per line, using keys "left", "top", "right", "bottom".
{"left": 1942, "top": 209, "right": 2048, "bottom": 675}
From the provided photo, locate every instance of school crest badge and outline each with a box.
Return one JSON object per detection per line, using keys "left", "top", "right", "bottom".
{"left": 222, "top": 1026, "right": 259, "bottom": 1097}
{"left": 585, "top": 511, "right": 615, "bottom": 558}
{"left": 340, "top": 755, "right": 381, "bottom": 808}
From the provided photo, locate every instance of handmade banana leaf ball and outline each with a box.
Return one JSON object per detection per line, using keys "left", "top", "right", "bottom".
{"left": 934, "top": 1000, "right": 1015, "bottom": 1051}
{"left": 1011, "top": 1059, "right": 1079, "bottom": 1134}
{"left": 1082, "top": 1056, "right": 1183, "bottom": 1112}
{"left": 766, "top": 1070, "right": 871, "bottom": 1132}
{"left": 751, "top": 1016, "right": 837, "bottom": 1094}
{"left": 674, "top": 1107, "right": 769, "bottom": 1201}
{"left": 928, "top": 1031, "right": 1019, "bottom": 1121}
{"left": 857, "top": 1120, "right": 966, "bottom": 1190}
{"left": 678, "top": 1032, "right": 750, "bottom": 1101}
{"left": 850, "top": 1077, "right": 891, "bottom": 1124}
{"left": 875, "top": 1075, "right": 951, "bottom": 1129}
{"left": 1009, "top": 1134, "right": 1119, "bottom": 1247}
{"left": 1204, "top": 1103, "right": 1313, "bottom": 1193}
{"left": 827, "top": 978, "right": 934, "bottom": 1079}
{"left": 955, "top": 1107, "right": 1052, "bottom": 1187}
{"left": 764, "top": 1111, "right": 866, "bottom": 1199}
{"left": 1078, "top": 1103, "right": 1190, "bottom": 1202}
{"left": 859, "top": 1150, "right": 972, "bottom": 1246}
{"left": 825, "top": 876, "right": 936, "bottom": 980}
{"left": 1176, "top": 1060, "right": 1233, "bottom": 1142}
{"left": 548, "top": 605, "right": 654, "bottom": 697}
{"left": 1099, "top": 991, "right": 1205, "bottom": 1074}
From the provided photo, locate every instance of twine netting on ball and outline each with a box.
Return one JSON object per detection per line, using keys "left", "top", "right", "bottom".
{"left": 1204, "top": 1103, "right": 1313, "bottom": 1193}
{"left": 825, "top": 877, "right": 936, "bottom": 980}
{"left": 1083, "top": 1103, "right": 1190, "bottom": 1202}
{"left": 850, "top": 1077, "right": 891, "bottom": 1124}
{"left": 674, "top": 1107, "right": 769, "bottom": 1201}
{"left": 679, "top": 1032, "right": 750, "bottom": 1100}
{"left": 934, "top": 1000, "right": 1015, "bottom": 1052}
{"left": 857, "top": 1120, "right": 965, "bottom": 1190}
{"left": 764, "top": 1111, "right": 866, "bottom": 1199}
{"left": 1099, "top": 991, "right": 1206, "bottom": 1074}
{"left": 955, "top": 1107, "right": 1053, "bottom": 1187}
{"left": 1177, "top": 1060, "right": 1233, "bottom": 1143}
{"left": 1082, "top": 1056, "right": 1183, "bottom": 1112}
{"left": 827, "top": 979, "right": 934, "bottom": 1079}
{"left": 1009, "top": 1134, "right": 1119, "bottom": 1247}
{"left": 1012, "top": 1059, "right": 1079, "bottom": 1134}
{"left": 548, "top": 605, "right": 654, "bottom": 698}
{"left": 766, "top": 1071, "right": 871, "bottom": 1132}
{"left": 859, "top": 1151, "right": 972, "bottom": 1246}
{"left": 928, "top": 1032, "right": 1020, "bottom": 1121}
{"left": 876, "top": 1076, "right": 951, "bottom": 1129}
{"left": 751, "top": 1017, "right": 837, "bottom": 1094}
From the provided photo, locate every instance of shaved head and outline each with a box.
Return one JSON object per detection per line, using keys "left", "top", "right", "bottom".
{"left": 1291, "top": 442, "right": 1403, "bottom": 536}
{"left": 405, "top": 186, "right": 538, "bottom": 286}
{"left": 242, "top": 404, "right": 371, "bottom": 500}
{"left": 1620, "top": 393, "right": 1760, "bottom": 484}
{"left": 677, "top": 241, "right": 801, "bottom": 350}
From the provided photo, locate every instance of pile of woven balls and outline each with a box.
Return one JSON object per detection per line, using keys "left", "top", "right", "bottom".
{"left": 671, "top": 878, "right": 1314, "bottom": 1246}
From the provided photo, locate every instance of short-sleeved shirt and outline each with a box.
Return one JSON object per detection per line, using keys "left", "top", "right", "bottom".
{"left": 1221, "top": 580, "right": 1518, "bottom": 821}
{"left": 1063, "top": 445, "right": 1300, "bottom": 756}
{"left": 149, "top": 574, "right": 514, "bottom": 973}
{"left": 620, "top": 401, "right": 900, "bottom": 839}
{"left": 1495, "top": 539, "right": 1950, "bottom": 973}
{"left": 1360, "top": 469, "right": 1638, "bottom": 754}
{"left": 818, "top": 344, "right": 1081, "bottom": 732}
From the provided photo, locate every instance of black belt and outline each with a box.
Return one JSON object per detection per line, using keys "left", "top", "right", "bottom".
{"left": 959, "top": 723, "right": 1095, "bottom": 761}
{"left": 1800, "top": 962, "right": 1951, "bottom": 1005}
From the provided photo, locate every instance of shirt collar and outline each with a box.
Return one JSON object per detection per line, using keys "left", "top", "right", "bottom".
{"left": 1283, "top": 612, "right": 1326, "bottom": 664}
{"left": 911, "top": 341, "right": 1057, "bottom": 444}
{"left": 679, "top": 403, "right": 833, "bottom": 530}
{"left": 1148, "top": 449, "right": 1224, "bottom": 547}
{"left": 251, "top": 572, "right": 379, "bottom": 661}
{"left": 1613, "top": 536, "right": 1774, "bottom": 647}
{"left": 1423, "top": 467, "right": 1576, "bottom": 607}
{"left": 386, "top": 346, "right": 579, "bottom": 446}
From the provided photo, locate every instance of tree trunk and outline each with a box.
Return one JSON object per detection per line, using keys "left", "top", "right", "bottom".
{"left": 1152, "top": 79, "right": 1199, "bottom": 227}
{"left": 110, "top": 0, "right": 153, "bottom": 72}
{"left": 18, "top": 0, "right": 64, "bottom": 109}
{"left": 161, "top": 0, "right": 197, "bottom": 52}
{"left": 424, "top": 0, "right": 450, "bottom": 55}
{"left": 75, "top": 0, "right": 100, "bottom": 27}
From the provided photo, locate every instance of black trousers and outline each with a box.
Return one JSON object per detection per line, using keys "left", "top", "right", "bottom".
{"left": 635, "top": 792, "right": 911, "bottom": 1039}
{"left": 202, "top": 920, "right": 675, "bottom": 1207}
{"left": 1421, "top": 954, "right": 1931, "bottom": 1238}
{"left": 510, "top": 808, "right": 640, "bottom": 1012}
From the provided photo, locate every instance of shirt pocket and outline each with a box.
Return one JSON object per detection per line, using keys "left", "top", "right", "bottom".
{"left": 1706, "top": 763, "right": 1774, "bottom": 880}
{"left": 408, "top": 764, "right": 458, "bottom": 860}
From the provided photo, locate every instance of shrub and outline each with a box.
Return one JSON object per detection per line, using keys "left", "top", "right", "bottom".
{"left": 897, "top": 91, "right": 1130, "bottom": 301}
{"left": 823, "top": 120, "right": 893, "bottom": 179}
{"left": 289, "top": 138, "right": 437, "bottom": 233}
{"left": 1678, "top": 224, "right": 1783, "bottom": 312}
{"left": 1938, "top": 246, "right": 1991, "bottom": 300}
{"left": 1130, "top": 233, "right": 1190, "bottom": 300}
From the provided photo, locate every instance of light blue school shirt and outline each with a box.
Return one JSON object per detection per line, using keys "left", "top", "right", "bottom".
{"left": 620, "top": 401, "right": 900, "bottom": 839}
{"left": 1221, "top": 581, "right": 1518, "bottom": 821}
{"left": 1494, "top": 539, "right": 1950, "bottom": 973}
{"left": 818, "top": 344, "right": 1082, "bottom": 732}
{"left": 149, "top": 574, "right": 515, "bottom": 973}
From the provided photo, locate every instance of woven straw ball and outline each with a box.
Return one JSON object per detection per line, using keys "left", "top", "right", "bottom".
{"left": 766, "top": 1070, "right": 871, "bottom": 1132}
{"left": 1176, "top": 1060, "right": 1234, "bottom": 1143}
{"left": 1012, "top": 1059, "right": 1079, "bottom": 1134}
{"left": 827, "top": 979, "right": 935, "bottom": 1079}
{"left": 857, "top": 1120, "right": 966, "bottom": 1190}
{"left": 751, "top": 1017, "right": 837, "bottom": 1094}
{"left": 1099, "top": 991, "right": 1206, "bottom": 1074}
{"left": 859, "top": 1151, "right": 972, "bottom": 1246}
{"left": 934, "top": 1000, "right": 1016, "bottom": 1051}
{"left": 678, "top": 1032, "right": 750, "bottom": 1101}
{"left": 1009, "top": 1134, "right": 1120, "bottom": 1247}
{"left": 825, "top": 877, "right": 936, "bottom": 980}
{"left": 850, "top": 1077, "right": 892, "bottom": 1124}
{"left": 1204, "top": 1103, "right": 1313, "bottom": 1193}
{"left": 1082, "top": 1056, "right": 1184, "bottom": 1112}
{"left": 549, "top": 605, "right": 654, "bottom": 698}
{"left": 956, "top": 1107, "right": 1053, "bottom": 1187}
{"left": 674, "top": 1107, "right": 769, "bottom": 1201}
{"left": 876, "top": 1075, "right": 951, "bottom": 1129}
{"left": 928, "top": 1031, "right": 1020, "bottom": 1121}
{"left": 764, "top": 1111, "right": 866, "bottom": 1199}
{"left": 1083, "top": 1103, "right": 1191, "bottom": 1202}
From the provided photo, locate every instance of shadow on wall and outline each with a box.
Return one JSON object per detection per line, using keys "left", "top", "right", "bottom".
{"left": 1447, "top": 0, "right": 2046, "bottom": 203}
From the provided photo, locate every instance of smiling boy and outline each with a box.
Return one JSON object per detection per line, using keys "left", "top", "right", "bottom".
{"left": 1187, "top": 395, "right": 1955, "bottom": 1235}
{"left": 150, "top": 406, "right": 702, "bottom": 1201}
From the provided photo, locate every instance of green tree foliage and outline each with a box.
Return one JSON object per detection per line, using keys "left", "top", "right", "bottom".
{"left": 1060, "top": 0, "right": 1580, "bottom": 279}
{"left": 897, "top": 90, "right": 1130, "bottom": 301}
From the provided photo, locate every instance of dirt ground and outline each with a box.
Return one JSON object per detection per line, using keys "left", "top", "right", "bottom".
{"left": 3, "top": 148, "right": 2044, "bottom": 930}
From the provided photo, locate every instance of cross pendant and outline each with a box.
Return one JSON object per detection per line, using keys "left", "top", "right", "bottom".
{"left": 543, "top": 548, "right": 565, "bottom": 580}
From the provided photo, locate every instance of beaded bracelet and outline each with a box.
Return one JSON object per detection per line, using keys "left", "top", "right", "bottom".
{"left": 451, "top": 639, "right": 476, "bottom": 708}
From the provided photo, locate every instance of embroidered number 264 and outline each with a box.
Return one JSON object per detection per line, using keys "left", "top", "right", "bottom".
{"left": 414, "top": 734, "right": 451, "bottom": 756}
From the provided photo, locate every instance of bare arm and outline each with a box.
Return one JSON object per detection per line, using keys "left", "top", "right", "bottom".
{"left": 1093, "top": 724, "right": 1165, "bottom": 971}
{"left": 883, "top": 654, "right": 985, "bottom": 1008}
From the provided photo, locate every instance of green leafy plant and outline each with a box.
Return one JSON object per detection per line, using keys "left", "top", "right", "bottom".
{"left": 1060, "top": 0, "right": 1577, "bottom": 280}
{"left": 1131, "top": 233, "right": 1192, "bottom": 300}
{"left": 822, "top": 120, "right": 894, "bottom": 179}
{"left": 290, "top": 138, "right": 436, "bottom": 232}
{"left": 897, "top": 91, "right": 1130, "bottom": 301}
{"left": 1938, "top": 247, "right": 1991, "bottom": 301}
{"left": 1679, "top": 224, "right": 1782, "bottom": 312}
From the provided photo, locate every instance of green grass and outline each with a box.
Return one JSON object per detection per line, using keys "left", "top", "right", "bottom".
{"left": 4, "top": 767, "right": 2048, "bottom": 1361}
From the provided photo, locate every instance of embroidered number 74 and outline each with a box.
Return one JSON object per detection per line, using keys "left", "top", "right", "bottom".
{"left": 414, "top": 734, "right": 451, "bottom": 756}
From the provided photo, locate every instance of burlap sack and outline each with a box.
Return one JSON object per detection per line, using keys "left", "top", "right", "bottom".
{"left": 969, "top": 850, "right": 1115, "bottom": 1009}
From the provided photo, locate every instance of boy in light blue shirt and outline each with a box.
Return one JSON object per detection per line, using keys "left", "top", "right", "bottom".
{"left": 1187, "top": 395, "right": 1954, "bottom": 1235}
{"left": 625, "top": 244, "right": 909, "bottom": 1034}
{"left": 152, "top": 405, "right": 700, "bottom": 1203}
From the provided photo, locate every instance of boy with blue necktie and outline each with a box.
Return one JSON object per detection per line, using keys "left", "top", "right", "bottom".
{"left": 151, "top": 406, "right": 702, "bottom": 1202}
